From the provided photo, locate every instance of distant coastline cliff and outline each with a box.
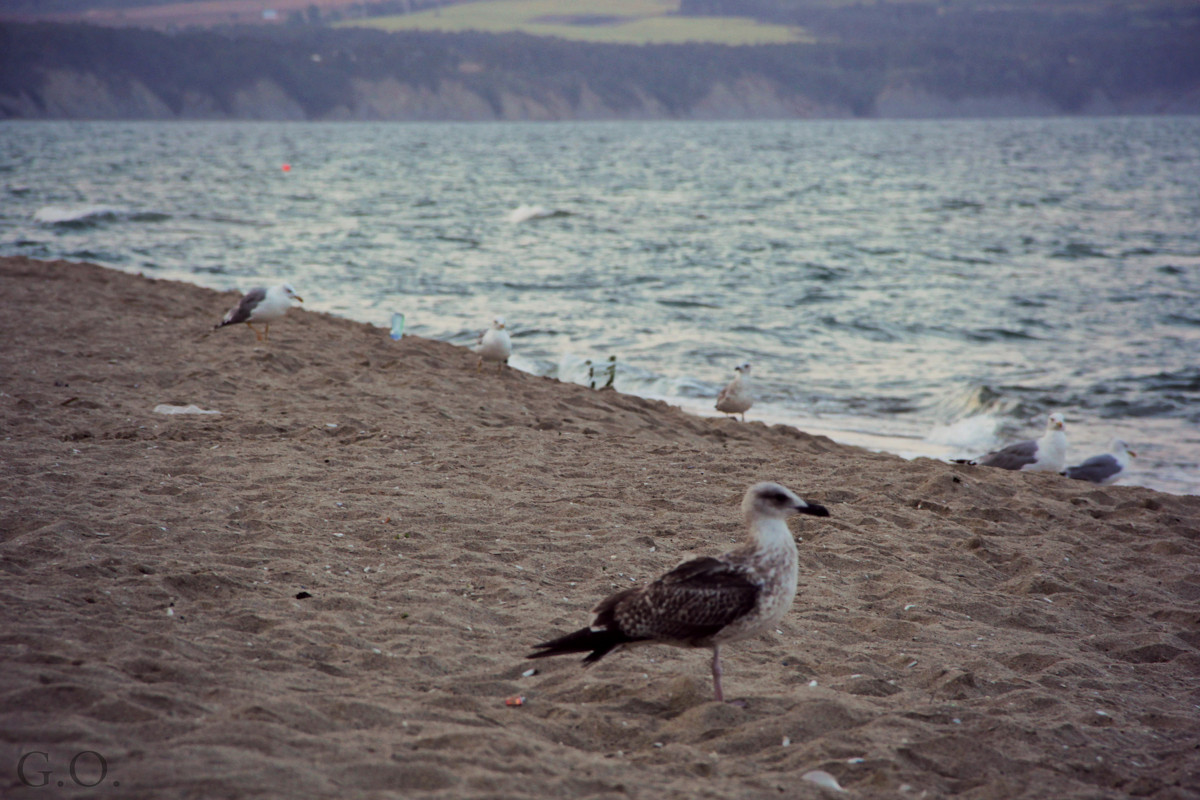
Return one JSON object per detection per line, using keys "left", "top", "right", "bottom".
{"left": 2, "top": 23, "right": 1198, "bottom": 121}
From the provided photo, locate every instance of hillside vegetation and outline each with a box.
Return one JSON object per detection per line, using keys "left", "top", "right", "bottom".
{"left": 343, "top": 0, "right": 810, "bottom": 45}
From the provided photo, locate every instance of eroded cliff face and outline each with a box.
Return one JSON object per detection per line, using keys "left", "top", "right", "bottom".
{"left": 872, "top": 83, "right": 1200, "bottom": 118}
{"left": 0, "top": 68, "right": 855, "bottom": 121}
{"left": 1, "top": 70, "right": 175, "bottom": 119}
{"left": 5, "top": 67, "right": 1197, "bottom": 121}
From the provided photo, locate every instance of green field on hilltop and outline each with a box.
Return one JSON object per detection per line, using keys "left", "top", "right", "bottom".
{"left": 339, "top": 0, "right": 812, "bottom": 45}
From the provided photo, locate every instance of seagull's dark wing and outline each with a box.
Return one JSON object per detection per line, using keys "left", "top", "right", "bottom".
{"left": 613, "top": 556, "right": 761, "bottom": 644}
{"left": 1065, "top": 454, "right": 1120, "bottom": 483}
{"left": 221, "top": 287, "right": 267, "bottom": 326}
{"left": 976, "top": 439, "right": 1038, "bottom": 470}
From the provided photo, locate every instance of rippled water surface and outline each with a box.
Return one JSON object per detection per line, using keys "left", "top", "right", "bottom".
{"left": 3, "top": 118, "right": 1198, "bottom": 492}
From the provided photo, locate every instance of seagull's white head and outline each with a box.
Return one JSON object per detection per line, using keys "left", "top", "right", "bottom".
{"left": 281, "top": 283, "right": 303, "bottom": 302}
{"left": 1046, "top": 412, "right": 1065, "bottom": 431}
{"left": 492, "top": 316, "right": 507, "bottom": 330}
{"left": 1111, "top": 439, "right": 1136, "bottom": 458}
{"left": 742, "top": 482, "right": 829, "bottom": 523}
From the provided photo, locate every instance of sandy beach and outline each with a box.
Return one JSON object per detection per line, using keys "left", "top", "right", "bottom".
{"left": 2, "top": 256, "right": 1199, "bottom": 799}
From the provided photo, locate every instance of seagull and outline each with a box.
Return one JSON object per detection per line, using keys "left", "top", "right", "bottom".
{"left": 716, "top": 362, "right": 753, "bottom": 421}
{"left": 966, "top": 412, "right": 1067, "bottom": 473}
{"left": 215, "top": 283, "right": 303, "bottom": 341}
{"left": 475, "top": 316, "right": 512, "bottom": 373}
{"left": 527, "top": 482, "right": 829, "bottom": 703}
{"left": 1064, "top": 439, "right": 1135, "bottom": 485}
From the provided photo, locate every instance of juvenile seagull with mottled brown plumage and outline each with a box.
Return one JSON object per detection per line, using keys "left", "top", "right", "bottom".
{"left": 527, "top": 482, "right": 829, "bottom": 703}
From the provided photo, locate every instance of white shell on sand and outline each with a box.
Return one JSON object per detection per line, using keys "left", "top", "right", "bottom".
{"left": 801, "top": 770, "right": 845, "bottom": 792}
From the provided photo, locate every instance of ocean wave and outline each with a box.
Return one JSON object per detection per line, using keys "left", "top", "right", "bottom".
{"left": 963, "top": 327, "right": 1041, "bottom": 342}
{"left": 1164, "top": 313, "right": 1200, "bottom": 327}
{"left": 33, "top": 205, "right": 170, "bottom": 228}
{"left": 925, "top": 414, "right": 1000, "bottom": 452}
{"left": 194, "top": 213, "right": 272, "bottom": 228}
{"left": 818, "top": 315, "right": 900, "bottom": 342}
{"left": 1146, "top": 368, "right": 1200, "bottom": 394}
{"left": 931, "top": 384, "right": 1020, "bottom": 421}
{"left": 1099, "top": 399, "right": 1179, "bottom": 418}
{"left": 933, "top": 198, "right": 984, "bottom": 213}
{"left": 656, "top": 298, "right": 720, "bottom": 309}
{"left": 1051, "top": 242, "right": 1109, "bottom": 259}
{"left": 507, "top": 204, "right": 569, "bottom": 224}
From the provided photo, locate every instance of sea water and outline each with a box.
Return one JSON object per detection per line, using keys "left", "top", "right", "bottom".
{"left": 2, "top": 118, "right": 1197, "bottom": 493}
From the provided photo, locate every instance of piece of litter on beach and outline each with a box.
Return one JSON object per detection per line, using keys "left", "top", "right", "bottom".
{"left": 522, "top": 668, "right": 538, "bottom": 677}
{"left": 801, "top": 770, "right": 845, "bottom": 792}
{"left": 153, "top": 404, "right": 220, "bottom": 415}
{"left": 781, "top": 736, "right": 791, "bottom": 747}
{"left": 504, "top": 695, "right": 525, "bottom": 707}
{"left": 808, "top": 679, "right": 819, "bottom": 687}
{"left": 390, "top": 312, "right": 405, "bottom": 340}
{"left": 166, "top": 607, "right": 174, "bottom": 616}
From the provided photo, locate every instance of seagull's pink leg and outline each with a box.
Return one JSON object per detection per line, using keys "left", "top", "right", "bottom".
{"left": 712, "top": 645, "right": 748, "bottom": 705}
{"left": 711, "top": 645, "right": 725, "bottom": 702}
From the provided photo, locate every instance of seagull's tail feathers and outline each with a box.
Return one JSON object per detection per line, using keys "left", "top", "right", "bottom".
{"left": 528, "top": 588, "right": 648, "bottom": 664}
{"left": 526, "top": 626, "right": 631, "bottom": 665}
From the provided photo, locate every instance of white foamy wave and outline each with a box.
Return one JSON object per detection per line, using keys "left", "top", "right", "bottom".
{"left": 33, "top": 205, "right": 169, "bottom": 226}
{"left": 553, "top": 352, "right": 625, "bottom": 390}
{"left": 34, "top": 205, "right": 123, "bottom": 225}
{"left": 506, "top": 204, "right": 562, "bottom": 224}
{"left": 925, "top": 414, "right": 999, "bottom": 454}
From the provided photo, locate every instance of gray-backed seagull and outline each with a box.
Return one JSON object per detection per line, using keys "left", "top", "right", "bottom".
{"left": 215, "top": 283, "right": 303, "bottom": 341}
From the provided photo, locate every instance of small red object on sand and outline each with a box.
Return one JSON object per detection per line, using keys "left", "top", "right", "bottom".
{"left": 504, "top": 695, "right": 525, "bottom": 707}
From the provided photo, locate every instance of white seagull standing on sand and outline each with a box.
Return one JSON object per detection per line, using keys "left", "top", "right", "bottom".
{"left": 1064, "top": 439, "right": 1136, "bottom": 485}
{"left": 215, "top": 283, "right": 303, "bottom": 341}
{"left": 475, "top": 316, "right": 512, "bottom": 373}
{"left": 967, "top": 412, "right": 1068, "bottom": 472}
{"left": 716, "top": 362, "right": 754, "bottom": 421}
{"left": 528, "top": 482, "right": 829, "bottom": 703}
